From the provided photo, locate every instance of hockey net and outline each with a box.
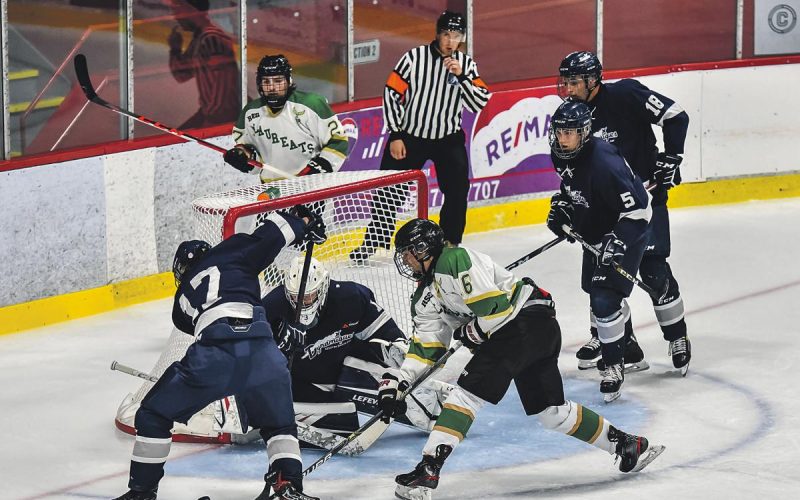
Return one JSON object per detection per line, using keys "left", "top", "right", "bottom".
{"left": 115, "top": 170, "right": 428, "bottom": 443}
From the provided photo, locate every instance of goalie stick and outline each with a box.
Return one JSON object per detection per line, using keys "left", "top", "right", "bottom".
{"left": 72, "top": 54, "right": 285, "bottom": 178}
{"left": 561, "top": 225, "right": 659, "bottom": 299}
{"left": 110, "top": 360, "right": 373, "bottom": 455}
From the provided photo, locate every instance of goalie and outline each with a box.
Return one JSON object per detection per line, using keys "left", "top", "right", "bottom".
{"left": 264, "top": 256, "right": 453, "bottom": 449}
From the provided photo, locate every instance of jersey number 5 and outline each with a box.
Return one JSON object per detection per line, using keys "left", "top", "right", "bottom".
{"left": 620, "top": 192, "right": 636, "bottom": 208}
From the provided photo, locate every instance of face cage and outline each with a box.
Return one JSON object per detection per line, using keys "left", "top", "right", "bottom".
{"left": 257, "top": 75, "right": 291, "bottom": 108}
{"left": 394, "top": 248, "right": 425, "bottom": 281}
{"left": 549, "top": 125, "right": 591, "bottom": 159}
{"left": 285, "top": 282, "right": 328, "bottom": 327}
{"left": 556, "top": 74, "right": 598, "bottom": 101}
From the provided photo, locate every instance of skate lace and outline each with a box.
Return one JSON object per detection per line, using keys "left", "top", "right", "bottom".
{"left": 668, "top": 337, "right": 687, "bottom": 356}
{"left": 584, "top": 337, "right": 601, "bottom": 350}
{"left": 601, "top": 363, "right": 623, "bottom": 381}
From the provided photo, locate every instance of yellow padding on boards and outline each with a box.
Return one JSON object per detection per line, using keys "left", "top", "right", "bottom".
{"left": 0, "top": 273, "right": 174, "bottom": 337}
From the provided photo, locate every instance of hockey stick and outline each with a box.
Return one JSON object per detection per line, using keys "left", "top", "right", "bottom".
{"left": 561, "top": 225, "right": 659, "bottom": 299}
{"left": 264, "top": 341, "right": 464, "bottom": 493}
{"left": 111, "top": 360, "right": 366, "bottom": 453}
{"left": 287, "top": 242, "right": 315, "bottom": 371}
{"left": 72, "top": 54, "right": 285, "bottom": 178}
{"left": 505, "top": 236, "right": 566, "bottom": 271}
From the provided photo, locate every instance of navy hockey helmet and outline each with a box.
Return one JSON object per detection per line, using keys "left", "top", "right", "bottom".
{"left": 557, "top": 51, "right": 602, "bottom": 100}
{"left": 549, "top": 100, "right": 593, "bottom": 160}
{"left": 394, "top": 218, "right": 445, "bottom": 281}
{"left": 436, "top": 10, "right": 466, "bottom": 34}
{"left": 173, "top": 240, "right": 211, "bottom": 287}
{"left": 257, "top": 54, "right": 296, "bottom": 109}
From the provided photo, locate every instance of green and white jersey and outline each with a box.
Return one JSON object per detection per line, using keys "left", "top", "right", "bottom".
{"left": 231, "top": 90, "right": 349, "bottom": 180}
{"left": 399, "top": 246, "right": 534, "bottom": 383}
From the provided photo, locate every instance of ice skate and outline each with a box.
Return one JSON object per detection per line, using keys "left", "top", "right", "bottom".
{"left": 576, "top": 335, "right": 601, "bottom": 370}
{"left": 112, "top": 489, "right": 157, "bottom": 500}
{"left": 608, "top": 425, "right": 665, "bottom": 473}
{"left": 256, "top": 472, "right": 319, "bottom": 500}
{"left": 600, "top": 362, "right": 624, "bottom": 403}
{"left": 395, "top": 444, "right": 452, "bottom": 500}
{"left": 597, "top": 334, "right": 649, "bottom": 373}
{"left": 668, "top": 335, "right": 691, "bottom": 376}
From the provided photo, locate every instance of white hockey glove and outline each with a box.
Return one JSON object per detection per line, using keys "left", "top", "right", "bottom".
{"left": 369, "top": 337, "right": 409, "bottom": 368}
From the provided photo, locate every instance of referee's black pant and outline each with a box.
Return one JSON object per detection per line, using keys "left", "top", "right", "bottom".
{"left": 360, "top": 129, "right": 470, "bottom": 249}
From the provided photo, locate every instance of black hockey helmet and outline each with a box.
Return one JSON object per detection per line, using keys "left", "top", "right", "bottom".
{"left": 394, "top": 218, "right": 445, "bottom": 281}
{"left": 549, "top": 100, "right": 593, "bottom": 160}
{"left": 173, "top": 239, "right": 211, "bottom": 287}
{"left": 436, "top": 10, "right": 466, "bottom": 34}
{"left": 257, "top": 54, "right": 296, "bottom": 109}
{"left": 557, "top": 51, "right": 602, "bottom": 100}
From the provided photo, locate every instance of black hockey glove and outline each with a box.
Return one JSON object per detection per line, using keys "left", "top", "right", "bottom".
{"left": 287, "top": 204, "right": 327, "bottom": 244}
{"left": 599, "top": 232, "right": 627, "bottom": 267}
{"left": 276, "top": 321, "right": 307, "bottom": 354}
{"left": 224, "top": 145, "right": 257, "bottom": 173}
{"left": 298, "top": 156, "right": 332, "bottom": 176}
{"left": 378, "top": 372, "right": 409, "bottom": 423}
{"left": 546, "top": 192, "right": 575, "bottom": 241}
{"left": 654, "top": 152, "right": 683, "bottom": 189}
{"left": 453, "top": 320, "right": 488, "bottom": 350}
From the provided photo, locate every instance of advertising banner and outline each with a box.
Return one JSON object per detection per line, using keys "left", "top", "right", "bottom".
{"left": 338, "top": 86, "right": 562, "bottom": 207}
{"left": 755, "top": 0, "right": 800, "bottom": 55}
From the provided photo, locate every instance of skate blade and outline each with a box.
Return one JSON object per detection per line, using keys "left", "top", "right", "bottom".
{"left": 395, "top": 484, "right": 432, "bottom": 500}
{"left": 631, "top": 444, "right": 666, "bottom": 472}
{"left": 624, "top": 360, "right": 649, "bottom": 373}
{"left": 679, "top": 362, "right": 689, "bottom": 377}
{"left": 577, "top": 358, "right": 599, "bottom": 370}
{"left": 603, "top": 391, "right": 621, "bottom": 403}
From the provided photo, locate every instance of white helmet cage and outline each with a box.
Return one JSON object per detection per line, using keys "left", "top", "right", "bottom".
{"left": 284, "top": 255, "right": 330, "bottom": 327}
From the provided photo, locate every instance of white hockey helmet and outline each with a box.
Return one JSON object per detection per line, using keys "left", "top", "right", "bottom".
{"left": 284, "top": 255, "right": 330, "bottom": 327}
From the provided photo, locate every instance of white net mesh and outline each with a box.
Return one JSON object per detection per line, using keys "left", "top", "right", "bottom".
{"left": 115, "top": 170, "right": 427, "bottom": 442}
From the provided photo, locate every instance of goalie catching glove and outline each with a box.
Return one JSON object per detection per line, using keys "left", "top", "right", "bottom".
{"left": 224, "top": 144, "right": 258, "bottom": 173}
{"left": 378, "top": 372, "right": 409, "bottom": 423}
{"left": 298, "top": 156, "right": 333, "bottom": 176}
{"left": 654, "top": 152, "right": 682, "bottom": 189}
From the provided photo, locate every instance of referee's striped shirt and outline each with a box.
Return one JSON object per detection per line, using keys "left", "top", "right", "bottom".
{"left": 384, "top": 42, "right": 491, "bottom": 140}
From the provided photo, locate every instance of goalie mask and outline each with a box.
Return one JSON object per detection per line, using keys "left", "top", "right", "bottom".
{"left": 549, "top": 100, "right": 593, "bottom": 160}
{"left": 557, "top": 51, "right": 602, "bottom": 101}
{"left": 284, "top": 255, "right": 330, "bottom": 327}
{"left": 172, "top": 240, "right": 211, "bottom": 287}
{"left": 394, "top": 218, "right": 445, "bottom": 281}
{"left": 257, "top": 54, "right": 296, "bottom": 110}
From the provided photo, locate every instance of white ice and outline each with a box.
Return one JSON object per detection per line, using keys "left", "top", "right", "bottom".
{"left": 3, "top": 198, "right": 800, "bottom": 500}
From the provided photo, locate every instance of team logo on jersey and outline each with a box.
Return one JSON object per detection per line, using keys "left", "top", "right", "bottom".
{"left": 303, "top": 331, "right": 355, "bottom": 359}
{"left": 559, "top": 165, "right": 575, "bottom": 178}
{"left": 565, "top": 187, "right": 589, "bottom": 207}
{"left": 593, "top": 127, "right": 619, "bottom": 142}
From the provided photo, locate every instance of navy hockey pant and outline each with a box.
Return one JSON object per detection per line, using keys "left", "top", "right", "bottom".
{"left": 129, "top": 334, "right": 299, "bottom": 492}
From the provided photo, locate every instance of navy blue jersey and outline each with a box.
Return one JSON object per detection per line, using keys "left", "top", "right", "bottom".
{"left": 552, "top": 139, "right": 651, "bottom": 246}
{"left": 264, "top": 280, "right": 405, "bottom": 385}
{"left": 588, "top": 79, "right": 689, "bottom": 201}
{"left": 172, "top": 212, "right": 305, "bottom": 338}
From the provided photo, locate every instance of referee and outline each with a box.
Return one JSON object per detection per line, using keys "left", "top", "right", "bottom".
{"left": 350, "top": 10, "right": 491, "bottom": 263}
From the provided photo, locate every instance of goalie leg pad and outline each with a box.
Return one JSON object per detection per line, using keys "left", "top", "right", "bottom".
{"left": 538, "top": 400, "right": 615, "bottom": 454}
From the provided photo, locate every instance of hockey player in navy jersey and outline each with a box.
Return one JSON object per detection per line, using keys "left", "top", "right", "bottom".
{"left": 263, "top": 256, "right": 451, "bottom": 443}
{"left": 547, "top": 100, "right": 652, "bottom": 402}
{"left": 381, "top": 218, "right": 663, "bottom": 500}
{"left": 555, "top": 51, "right": 692, "bottom": 376}
{"left": 113, "top": 205, "right": 326, "bottom": 500}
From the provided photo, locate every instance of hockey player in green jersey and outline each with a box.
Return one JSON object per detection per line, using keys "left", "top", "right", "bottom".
{"left": 380, "top": 218, "right": 664, "bottom": 500}
{"left": 224, "top": 55, "right": 349, "bottom": 181}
